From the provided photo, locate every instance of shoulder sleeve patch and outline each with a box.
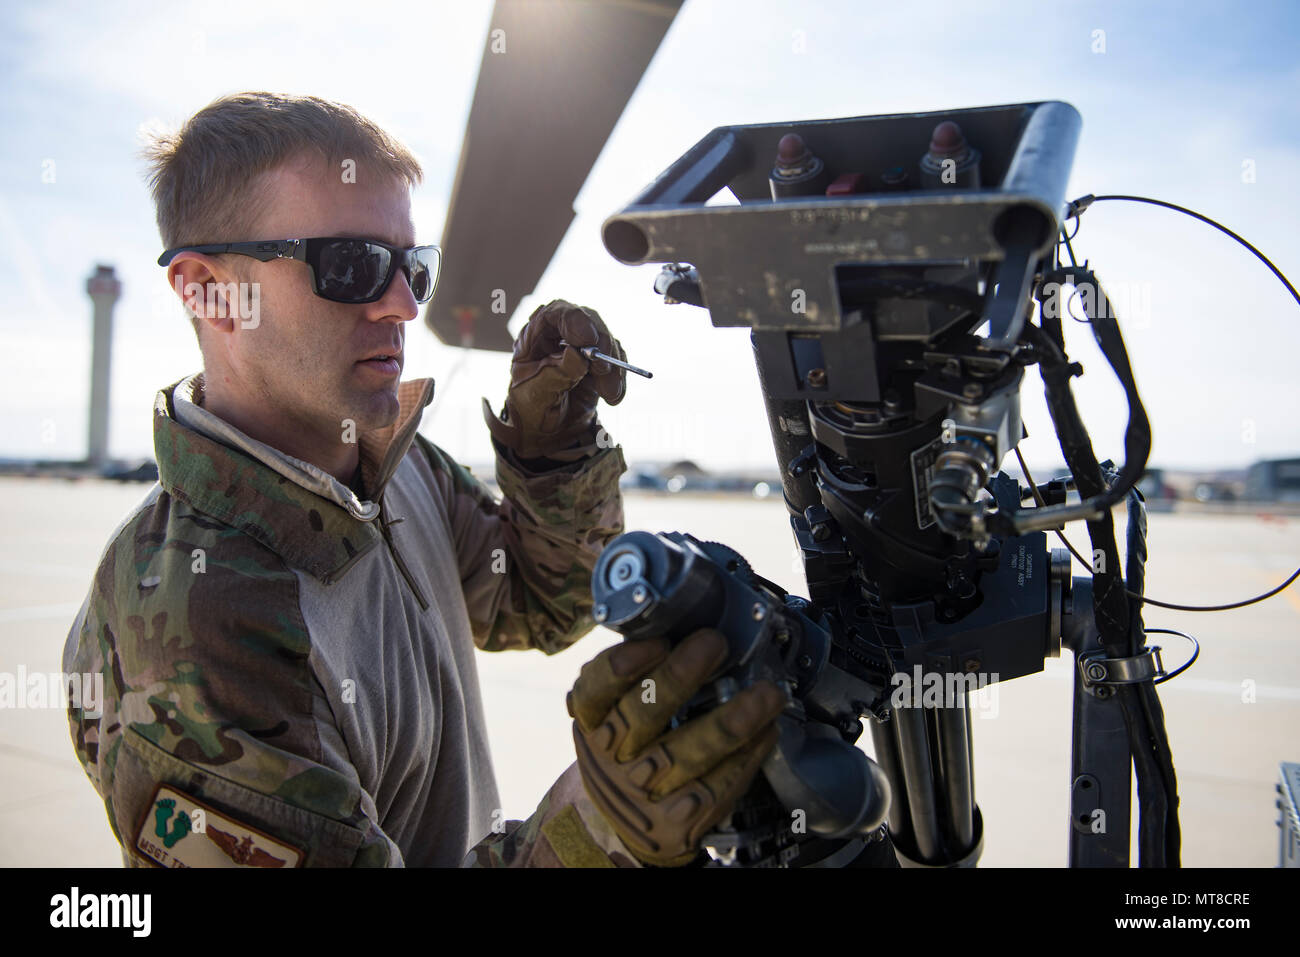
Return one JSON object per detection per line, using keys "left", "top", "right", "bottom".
{"left": 133, "top": 785, "right": 304, "bottom": 868}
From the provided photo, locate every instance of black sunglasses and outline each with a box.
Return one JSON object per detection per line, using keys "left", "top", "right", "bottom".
{"left": 157, "top": 238, "right": 441, "bottom": 304}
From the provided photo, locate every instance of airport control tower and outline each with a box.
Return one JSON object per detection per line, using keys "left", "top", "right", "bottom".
{"left": 85, "top": 264, "right": 121, "bottom": 469}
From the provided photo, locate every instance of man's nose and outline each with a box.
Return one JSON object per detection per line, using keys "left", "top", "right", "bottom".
{"left": 369, "top": 267, "right": 419, "bottom": 323}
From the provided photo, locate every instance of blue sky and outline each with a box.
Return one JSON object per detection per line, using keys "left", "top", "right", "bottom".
{"left": 1, "top": 0, "right": 1297, "bottom": 472}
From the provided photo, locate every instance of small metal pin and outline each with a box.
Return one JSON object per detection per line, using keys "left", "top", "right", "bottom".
{"left": 559, "top": 340, "right": 653, "bottom": 379}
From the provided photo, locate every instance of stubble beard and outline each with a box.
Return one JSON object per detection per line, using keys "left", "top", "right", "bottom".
{"left": 341, "top": 381, "right": 402, "bottom": 433}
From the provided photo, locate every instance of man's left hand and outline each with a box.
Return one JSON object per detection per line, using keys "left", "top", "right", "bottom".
{"left": 483, "top": 299, "right": 626, "bottom": 459}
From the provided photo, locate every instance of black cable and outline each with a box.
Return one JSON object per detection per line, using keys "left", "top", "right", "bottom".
{"left": 1003, "top": 188, "right": 1294, "bottom": 865}
{"left": 1024, "top": 323, "right": 1134, "bottom": 643}
{"left": 1079, "top": 194, "right": 1299, "bottom": 310}
{"left": 1060, "top": 227, "right": 1079, "bottom": 268}
{"left": 1021, "top": 317, "right": 1172, "bottom": 864}
{"left": 1041, "top": 266, "right": 1153, "bottom": 510}
{"left": 1148, "top": 628, "right": 1201, "bottom": 684}
{"left": 1014, "top": 448, "right": 1300, "bottom": 612}
{"left": 1033, "top": 510, "right": 1199, "bottom": 796}
{"left": 1016, "top": 265, "right": 1152, "bottom": 528}
{"left": 1125, "top": 482, "right": 1148, "bottom": 659}
{"left": 957, "top": 190, "right": 1288, "bottom": 866}
{"left": 1126, "top": 483, "right": 1181, "bottom": 865}
{"left": 1021, "top": 323, "right": 1133, "bottom": 648}
{"left": 1122, "top": 482, "right": 1163, "bottom": 864}
{"left": 1056, "top": 193, "right": 1298, "bottom": 538}
{"left": 1137, "top": 570, "right": 1300, "bottom": 612}
{"left": 1046, "top": 194, "right": 1300, "bottom": 612}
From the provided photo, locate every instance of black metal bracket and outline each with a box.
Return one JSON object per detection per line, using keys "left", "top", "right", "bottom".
{"left": 1078, "top": 646, "right": 1165, "bottom": 698}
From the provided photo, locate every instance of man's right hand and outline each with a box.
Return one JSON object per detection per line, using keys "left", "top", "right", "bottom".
{"left": 566, "top": 628, "right": 788, "bottom": 867}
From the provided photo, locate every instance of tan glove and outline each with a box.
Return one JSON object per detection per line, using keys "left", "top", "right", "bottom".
{"left": 566, "top": 628, "right": 788, "bottom": 867}
{"left": 483, "top": 299, "right": 626, "bottom": 459}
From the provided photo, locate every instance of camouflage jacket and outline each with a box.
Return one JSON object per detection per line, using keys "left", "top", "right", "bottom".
{"left": 63, "top": 373, "right": 642, "bottom": 867}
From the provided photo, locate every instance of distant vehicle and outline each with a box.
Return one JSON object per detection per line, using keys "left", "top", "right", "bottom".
{"left": 1136, "top": 468, "right": 1176, "bottom": 502}
{"left": 1245, "top": 458, "right": 1300, "bottom": 503}
{"left": 621, "top": 463, "right": 782, "bottom": 496}
{"left": 1135, "top": 468, "right": 1177, "bottom": 511}
{"left": 1193, "top": 480, "right": 1237, "bottom": 503}
{"left": 621, "top": 468, "right": 668, "bottom": 491}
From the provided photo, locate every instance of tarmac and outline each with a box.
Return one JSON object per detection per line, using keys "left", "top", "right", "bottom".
{"left": 1, "top": 476, "right": 1296, "bottom": 867}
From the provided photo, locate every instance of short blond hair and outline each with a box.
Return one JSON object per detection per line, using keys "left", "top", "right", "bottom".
{"left": 141, "top": 92, "right": 424, "bottom": 329}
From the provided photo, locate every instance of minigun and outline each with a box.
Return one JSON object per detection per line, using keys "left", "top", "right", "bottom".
{"left": 594, "top": 101, "right": 1183, "bottom": 867}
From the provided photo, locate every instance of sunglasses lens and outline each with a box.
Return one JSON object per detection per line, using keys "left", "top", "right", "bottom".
{"left": 408, "top": 246, "right": 441, "bottom": 303}
{"left": 317, "top": 241, "right": 391, "bottom": 302}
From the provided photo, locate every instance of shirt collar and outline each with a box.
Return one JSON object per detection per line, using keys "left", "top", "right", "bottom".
{"left": 153, "top": 372, "right": 436, "bottom": 582}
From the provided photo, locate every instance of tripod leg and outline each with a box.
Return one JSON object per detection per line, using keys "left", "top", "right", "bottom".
{"left": 869, "top": 714, "right": 911, "bottom": 849}
{"left": 935, "top": 695, "right": 974, "bottom": 849}
{"left": 896, "top": 704, "right": 943, "bottom": 861}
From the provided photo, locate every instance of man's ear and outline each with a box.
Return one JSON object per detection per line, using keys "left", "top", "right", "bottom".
{"left": 166, "top": 254, "right": 241, "bottom": 333}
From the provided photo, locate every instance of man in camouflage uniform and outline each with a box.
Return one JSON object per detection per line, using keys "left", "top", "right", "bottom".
{"left": 63, "top": 92, "right": 787, "bottom": 868}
